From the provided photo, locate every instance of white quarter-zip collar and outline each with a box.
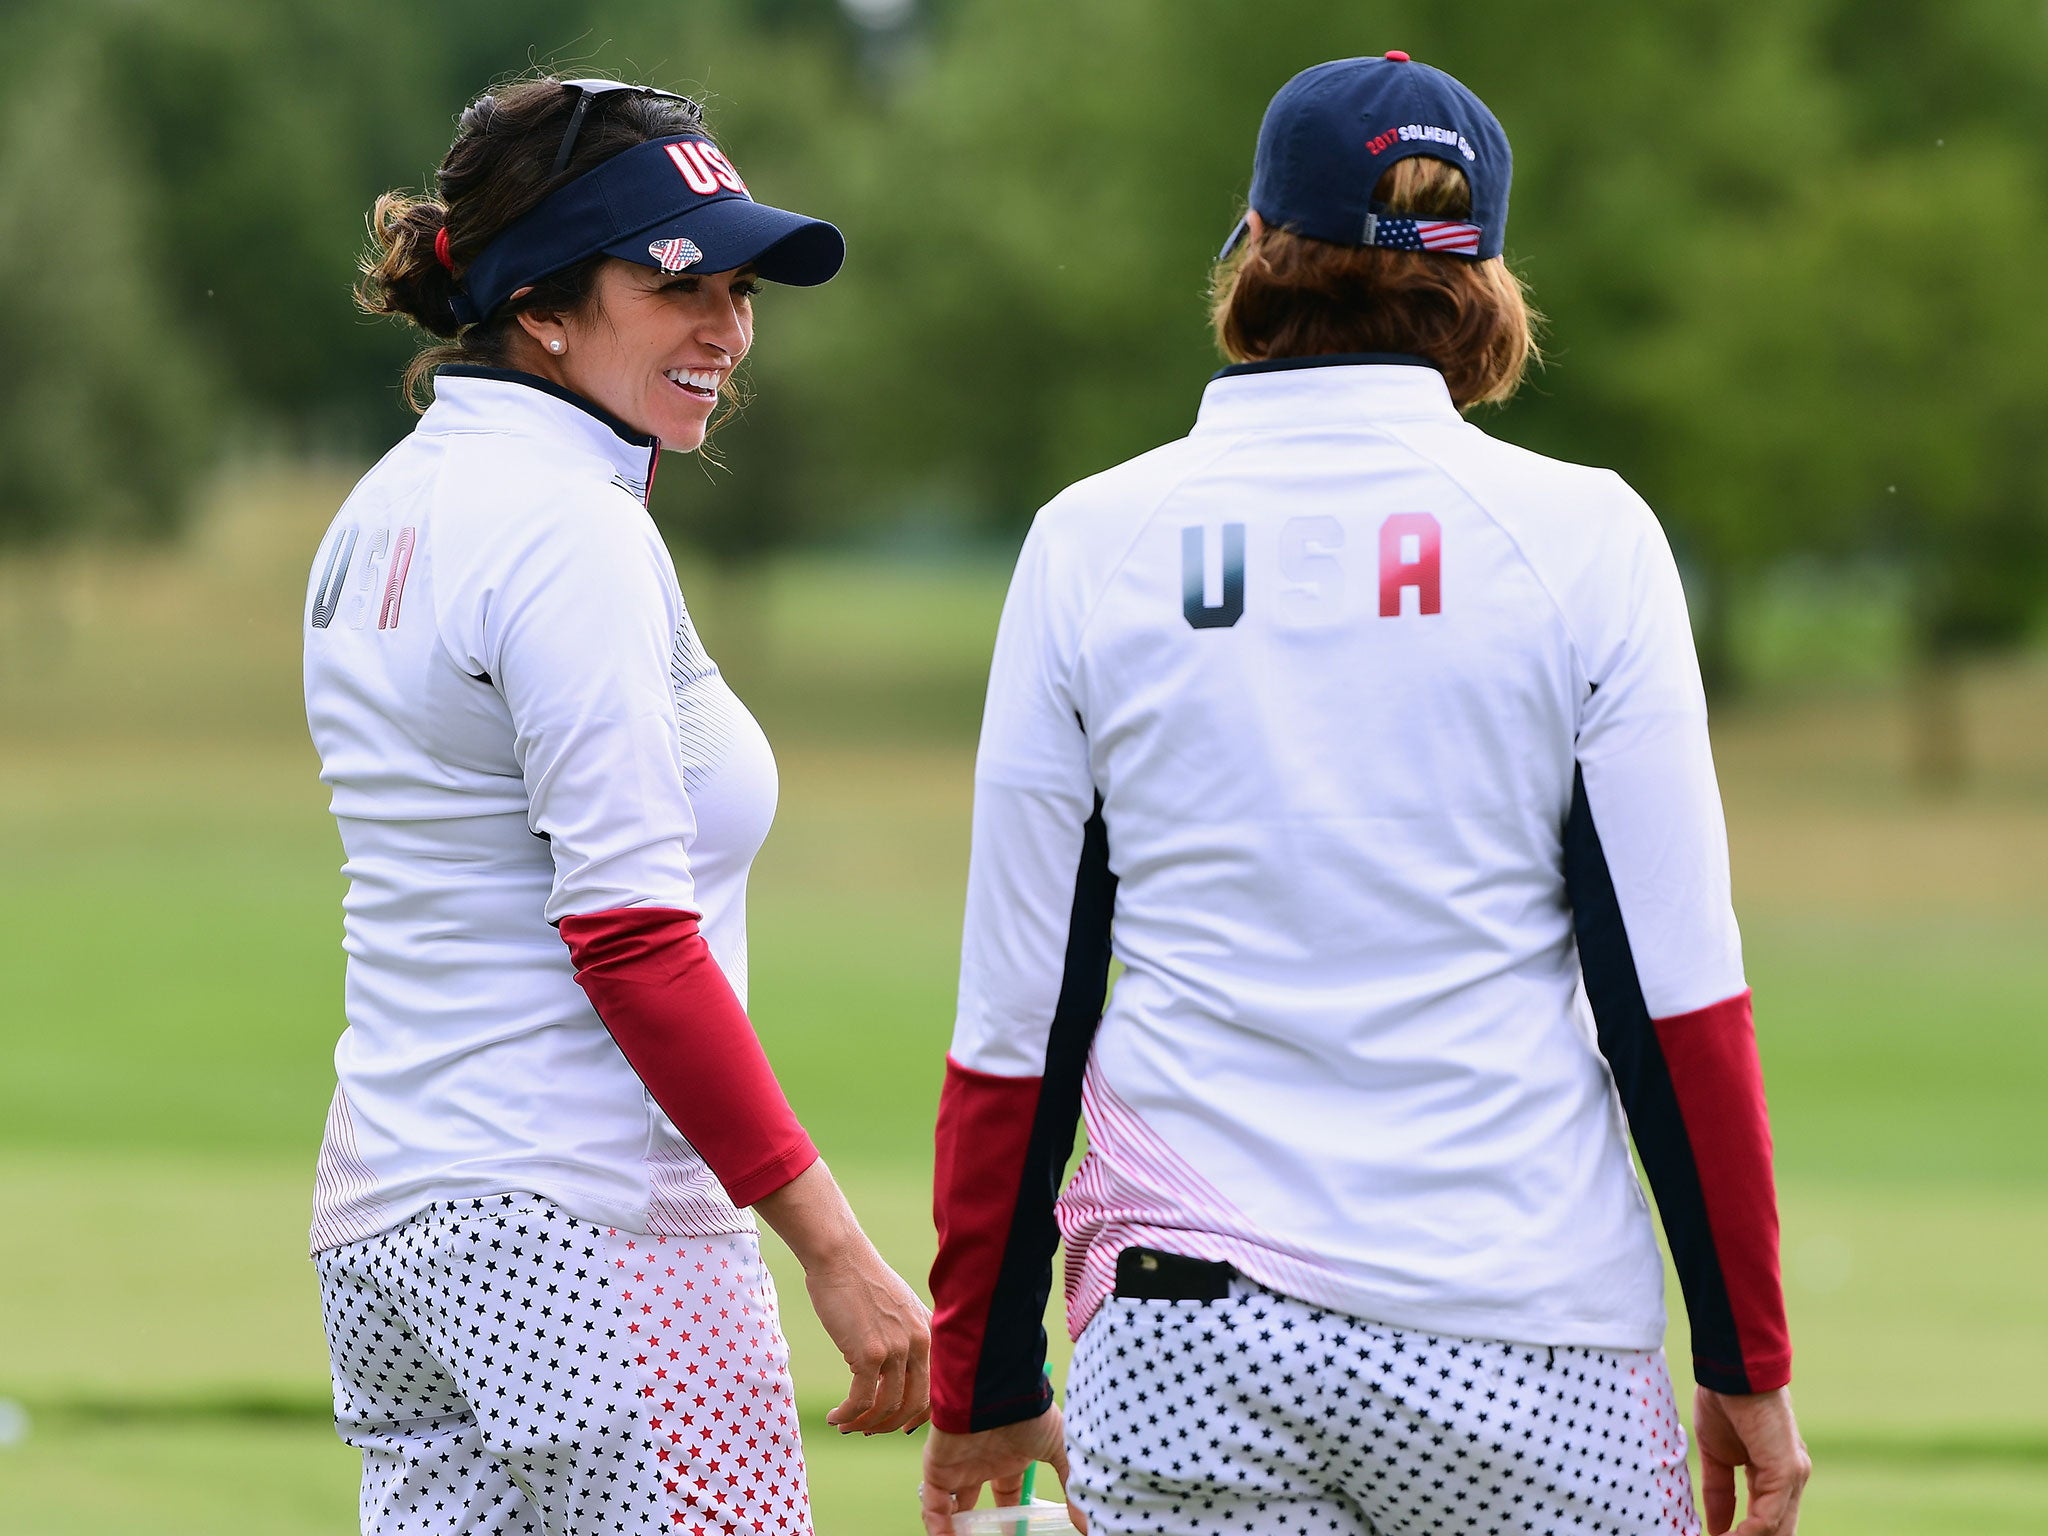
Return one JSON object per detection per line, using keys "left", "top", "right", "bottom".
{"left": 421, "top": 367, "right": 663, "bottom": 506}
{"left": 1194, "top": 352, "right": 1458, "bottom": 435}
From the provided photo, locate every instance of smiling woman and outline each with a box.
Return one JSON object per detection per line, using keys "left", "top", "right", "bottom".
{"left": 526, "top": 259, "right": 762, "bottom": 449}
{"left": 357, "top": 77, "right": 840, "bottom": 435}
{"left": 312, "top": 73, "right": 930, "bottom": 1536}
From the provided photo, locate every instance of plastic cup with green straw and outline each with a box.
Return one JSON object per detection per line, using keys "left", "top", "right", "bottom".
{"left": 1015, "top": 1463, "right": 1036, "bottom": 1536}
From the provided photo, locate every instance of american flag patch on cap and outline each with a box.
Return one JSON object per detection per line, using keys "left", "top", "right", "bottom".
{"left": 1363, "top": 214, "right": 1483, "bottom": 254}
{"left": 647, "top": 237, "right": 703, "bottom": 273}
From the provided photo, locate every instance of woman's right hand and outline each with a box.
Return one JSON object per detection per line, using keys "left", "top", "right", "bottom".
{"left": 752, "top": 1158, "right": 931, "bottom": 1434}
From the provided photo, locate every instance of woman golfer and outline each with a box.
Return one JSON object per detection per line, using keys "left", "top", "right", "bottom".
{"left": 304, "top": 76, "right": 928, "bottom": 1536}
{"left": 923, "top": 55, "right": 1809, "bottom": 1536}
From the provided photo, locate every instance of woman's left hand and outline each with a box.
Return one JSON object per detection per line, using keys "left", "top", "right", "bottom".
{"left": 803, "top": 1240, "right": 932, "bottom": 1435}
{"left": 751, "top": 1160, "right": 932, "bottom": 1435}
{"left": 920, "top": 1405, "right": 1082, "bottom": 1535}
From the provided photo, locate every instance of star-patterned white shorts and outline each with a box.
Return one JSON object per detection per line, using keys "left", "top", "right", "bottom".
{"left": 1065, "top": 1278, "right": 1698, "bottom": 1536}
{"left": 314, "top": 1194, "right": 811, "bottom": 1536}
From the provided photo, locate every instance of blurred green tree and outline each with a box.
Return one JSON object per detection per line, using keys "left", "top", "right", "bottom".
{"left": 4, "top": 0, "right": 2044, "bottom": 749}
{"left": 0, "top": 26, "right": 211, "bottom": 546}
{"left": 802, "top": 0, "right": 2048, "bottom": 720}
{"left": 89, "top": 0, "right": 632, "bottom": 445}
{"left": 1604, "top": 0, "right": 2048, "bottom": 778}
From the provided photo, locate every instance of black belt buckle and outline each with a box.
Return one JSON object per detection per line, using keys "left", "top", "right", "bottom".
{"left": 1113, "top": 1246, "right": 1235, "bottom": 1301}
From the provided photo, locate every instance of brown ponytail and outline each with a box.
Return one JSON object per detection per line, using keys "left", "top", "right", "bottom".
{"left": 358, "top": 192, "right": 463, "bottom": 338}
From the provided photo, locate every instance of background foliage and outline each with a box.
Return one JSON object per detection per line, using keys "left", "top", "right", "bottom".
{"left": 6, "top": 0, "right": 2047, "bottom": 690}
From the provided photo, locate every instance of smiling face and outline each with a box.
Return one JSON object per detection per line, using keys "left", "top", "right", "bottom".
{"left": 514, "top": 258, "right": 756, "bottom": 451}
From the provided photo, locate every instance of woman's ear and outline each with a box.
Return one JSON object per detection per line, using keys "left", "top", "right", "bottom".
{"left": 513, "top": 299, "right": 568, "bottom": 357}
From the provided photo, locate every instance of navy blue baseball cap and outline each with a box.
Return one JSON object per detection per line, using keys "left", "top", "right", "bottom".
{"left": 451, "top": 133, "right": 844, "bottom": 325}
{"left": 1219, "top": 52, "right": 1511, "bottom": 262}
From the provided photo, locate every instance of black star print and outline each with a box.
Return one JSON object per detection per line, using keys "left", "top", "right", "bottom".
{"left": 1061, "top": 1275, "right": 1702, "bottom": 1535}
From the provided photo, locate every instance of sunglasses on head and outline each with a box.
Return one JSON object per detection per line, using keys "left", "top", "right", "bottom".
{"left": 551, "top": 79, "right": 701, "bottom": 177}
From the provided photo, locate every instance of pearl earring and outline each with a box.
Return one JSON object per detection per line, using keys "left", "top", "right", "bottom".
{"left": 548, "top": 339, "right": 564, "bottom": 354}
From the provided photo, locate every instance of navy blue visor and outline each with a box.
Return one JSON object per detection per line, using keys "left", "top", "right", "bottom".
{"left": 452, "top": 134, "right": 845, "bottom": 325}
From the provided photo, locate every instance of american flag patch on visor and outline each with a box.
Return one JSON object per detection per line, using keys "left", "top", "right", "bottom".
{"left": 1364, "top": 214, "right": 1484, "bottom": 254}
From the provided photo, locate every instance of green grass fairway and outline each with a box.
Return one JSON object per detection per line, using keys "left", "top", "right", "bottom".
{"left": 2, "top": 477, "right": 2045, "bottom": 1532}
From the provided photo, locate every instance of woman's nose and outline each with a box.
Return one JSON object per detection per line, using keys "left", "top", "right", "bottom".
{"left": 700, "top": 299, "right": 747, "bottom": 356}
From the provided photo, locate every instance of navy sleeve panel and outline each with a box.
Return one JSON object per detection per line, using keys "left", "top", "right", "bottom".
{"left": 931, "top": 796, "right": 1116, "bottom": 1432}
{"left": 1565, "top": 768, "right": 1789, "bottom": 1394}
{"left": 973, "top": 795, "right": 1115, "bottom": 1429}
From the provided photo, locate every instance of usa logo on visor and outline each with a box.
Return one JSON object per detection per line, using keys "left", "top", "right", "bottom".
{"left": 664, "top": 140, "right": 749, "bottom": 197}
{"left": 648, "top": 237, "right": 703, "bottom": 273}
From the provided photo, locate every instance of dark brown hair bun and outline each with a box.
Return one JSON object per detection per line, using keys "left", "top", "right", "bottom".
{"left": 358, "top": 193, "right": 462, "bottom": 339}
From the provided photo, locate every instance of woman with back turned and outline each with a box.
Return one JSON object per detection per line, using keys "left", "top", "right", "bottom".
{"left": 921, "top": 54, "right": 1810, "bottom": 1536}
{"left": 304, "top": 76, "right": 928, "bottom": 1536}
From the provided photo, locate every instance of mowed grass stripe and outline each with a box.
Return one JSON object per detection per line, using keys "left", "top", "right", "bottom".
{"left": 7, "top": 737, "right": 2047, "bottom": 1182}
{"left": 3, "top": 1149, "right": 2042, "bottom": 1437}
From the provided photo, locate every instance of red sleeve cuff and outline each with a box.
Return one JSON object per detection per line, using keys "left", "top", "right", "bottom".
{"left": 560, "top": 906, "right": 815, "bottom": 1208}
{"left": 722, "top": 1140, "right": 822, "bottom": 1210}
{"left": 930, "top": 1056, "right": 1046, "bottom": 1432}
{"left": 1654, "top": 990, "right": 1792, "bottom": 1393}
